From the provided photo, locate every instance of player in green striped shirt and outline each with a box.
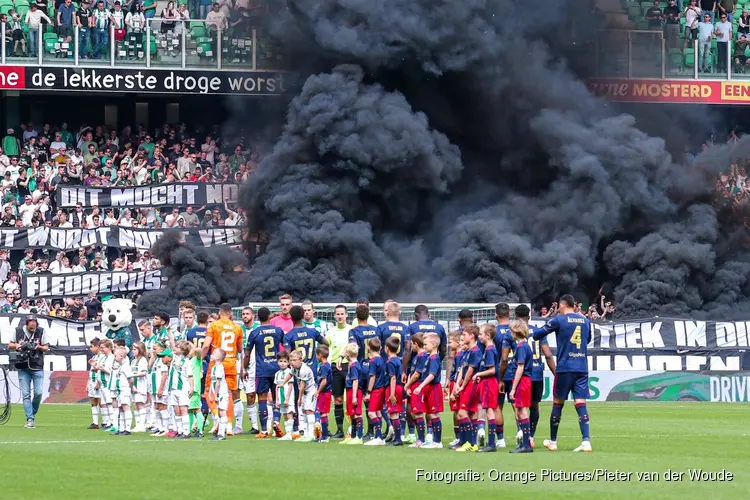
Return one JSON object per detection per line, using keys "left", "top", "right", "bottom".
{"left": 87, "top": 338, "right": 103, "bottom": 429}
{"left": 302, "top": 300, "right": 330, "bottom": 335}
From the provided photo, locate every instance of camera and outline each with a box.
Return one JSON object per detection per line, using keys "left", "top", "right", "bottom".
{"left": 9, "top": 341, "right": 37, "bottom": 366}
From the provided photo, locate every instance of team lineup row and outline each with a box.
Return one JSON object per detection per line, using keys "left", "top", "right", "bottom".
{"left": 85, "top": 296, "right": 593, "bottom": 452}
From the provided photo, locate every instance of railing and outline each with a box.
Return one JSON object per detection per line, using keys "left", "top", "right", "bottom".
{"left": 0, "top": 18, "right": 285, "bottom": 71}
{"left": 593, "top": 29, "right": 739, "bottom": 81}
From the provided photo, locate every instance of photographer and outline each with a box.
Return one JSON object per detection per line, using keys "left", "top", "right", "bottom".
{"left": 8, "top": 316, "right": 50, "bottom": 428}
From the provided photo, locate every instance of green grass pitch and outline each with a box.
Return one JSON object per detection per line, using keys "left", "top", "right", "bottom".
{"left": 0, "top": 403, "right": 747, "bottom": 499}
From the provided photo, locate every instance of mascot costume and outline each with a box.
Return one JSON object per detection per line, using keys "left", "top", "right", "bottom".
{"left": 102, "top": 298, "right": 134, "bottom": 357}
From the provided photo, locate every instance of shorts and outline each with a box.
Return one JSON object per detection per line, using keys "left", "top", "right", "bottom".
{"left": 133, "top": 393, "right": 147, "bottom": 404}
{"left": 686, "top": 27, "right": 697, "bottom": 41}
{"left": 408, "top": 385, "right": 425, "bottom": 414}
{"left": 116, "top": 392, "right": 132, "bottom": 407}
{"left": 12, "top": 29, "right": 24, "bottom": 42}
{"left": 279, "top": 403, "right": 294, "bottom": 415}
{"left": 449, "top": 381, "right": 459, "bottom": 412}
{"left": 386, "top": 385, "right": 403, "bottom": 414}
{"left": 367, "top": 387, "right": 385, "bottom": 413}
{"left": 225, "top": 373, "right": 238, "bottom": 392}
{"left": 300, "top": 392, "right": 317, "bottom": 412}
{"left": 422, "top": 383, "right": 444, "bottom": 415}
{"left": 480, "top": 377, "right": 499, "bottom": 410}
{"left": 170, "top": 390, "right": 190, "bottom": 407}
{"left": 256, "top": 376, "right": 275, "bottom": 395}
{"left": 317, "top": 391, "right": 332, "bottom": 415}
{"left": 332, "top": 364, "right": 347, "bottom": 397}
{"left": 153, "top": 393, "right": 168, "bottom": 405}
{"left": 58, "top": 25, "right": 73, "bottom": 39}
{"left": 458, "top": 379, "right": 479, "bottom": 413}
{"left": 514, "top": 376, "right": 532, "bottom": 409}
{"left": 243, "top": 364, "right": 256, "bottom": 393}
{"left": 553, "top": 372, "right": 590, "bottom": 401}
{"left": 499, "top": 379, "right": 514, "bottom": 405}
{"left": 87, "top": 380, "right": 100, "bottom": 399}
{"left": 100, "top": 388, "right": 114, "bottom": 403}
{"left": 189, "top": 392, "right": 201, "bottom": 410}
{"left": 531, "top": 380, "right": 544, "bottom": 403}
{"left": 345, "top": 387, "right": 362, "bottom": 416}
{"left": 216, "top": 394, "right": 229, "bottom": 411}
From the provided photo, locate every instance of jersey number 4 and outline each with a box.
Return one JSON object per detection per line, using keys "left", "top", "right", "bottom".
{"left": 571, "top": 326, "right": 582, "bottom": 349}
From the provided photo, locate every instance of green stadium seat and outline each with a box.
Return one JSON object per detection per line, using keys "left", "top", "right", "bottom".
{"left": 43, "top": 32, "right": 58, "bottom": 53}
{"left": 628, "top": 5, "right": 641, "bottom": 19}
{"left": 191, "top": 25, "right": 205, "bottom": 37}
{"left": 0, "top": 4, "right": 12, "bottom": 15}
{"left": 15, "top": 0, "right": 30, "bottom": 5}
{"left": 668, "top": 49, "right": 683, "bottom": 71}
{"left": 684, "top": 48, "right": 695, "bottom": 69}
{"left": 635, "top": 19, "right": 649, "bottom": 30}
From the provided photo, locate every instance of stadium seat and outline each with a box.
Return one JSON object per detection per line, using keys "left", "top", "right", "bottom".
{"left": 43, "top": 32, "right": 58, "bottom": 53}
{"left": 627, "top": 4, "right": 641, "bottom": 19}
{"left": 635, "top": 19, "right": 649, "bottom": 30}
{"left": 15, "top": 0, "right": 30, "bottom": 5}
{"left": 191, "top": 25, "right": 205, "bottom": 38}
{"left": 668, "top": 49, "right": 683, "bottom": 72}
{"left": 0, "top": 4, "right": 12, "bottom": 15}
{"left": 684, "top": 48, "right": 695, "bottom": 69}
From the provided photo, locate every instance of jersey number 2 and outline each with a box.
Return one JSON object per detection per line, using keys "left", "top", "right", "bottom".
{"left": 221, "top": 332, "right": 236, "bottom": 351}
{"left": 571, "top": 326, "right": 582, "bottom": 349}
{"left": 263, "top": 336, "right": 275, "bottom": 357}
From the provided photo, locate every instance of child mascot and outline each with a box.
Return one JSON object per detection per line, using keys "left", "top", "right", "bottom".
{"left": 102, "top": 298, "right": 134, "bottom": 358}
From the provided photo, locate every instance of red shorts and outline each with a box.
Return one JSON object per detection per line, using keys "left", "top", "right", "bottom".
{"left": 514, "top": 376, "right": 532, "bottom": 409}
{"left": 368, "top": 387, "right": 386, "bottom": 413}
{"left": 408, "top": 384, "right": 425, "bottom": 414}
{"left": 480, "top": 377, "right": 499, "bottom": 409}
{"left": 317, "top": 391, "right": 332, "bottom": 415}
{"left": 449, "top": 381, "right": 459, "bottom": 412}
{"left": 345, "top": 388, "right": 362, "bottom": 416}
{"left": 386, "top": 385, "right": 403, "bottom": 414}
{"left": 459, "top": 379, "right": 479, "bottom": 413}
{"left": 422, "top": 383, "right": 444, "bottom": 415}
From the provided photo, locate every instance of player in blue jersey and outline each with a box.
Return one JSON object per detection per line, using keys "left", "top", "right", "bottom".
{"left": 384, "top": 336, "right": 404, "bottom": 446}
{"left": 315, "top": 345, "right": 333, "bottom": 442}
{"left": 508, "top": 320, "right": 534, "bottom": 454}
{"left": 515, "top": 304, "right": 555, "bottom": 448}
{"left": 476, "top": 324, "right": 502, "bottom": 452}
{"left": 349, "top": 305, "right": 381, "bottom": 441}
{"left": 413, "top": 333, "right": 444, "bottom": 449}
{"left": 532, "top": 294, "right": 592, "bottom": 453}
{"left": 363, "top": 337, "right": 388, "bottom": 446}
{"left": 375, "top": 300, "right": 407, "bottom": 441}
{"left": 494, "top": 303, "right": 512, "bottom": 447}
{"left": 446, "top": 331, "right": 463, "bottom": 448}
{"left": 243, "top": 307, "right": 285, "bottom": 439}
{"left": 453, "top": 324, "right": 482, "bottom": 452}
{"left": 185, "top": 311, "right": 209, "bottom": 436}
{"left": 285, "top": 305, "right": 329, "bottom": 436}
{"left": 285, "top": 305, "right": 328, "bottom": 366}
{"left": 407, "top": 305, "right": 447, "bottom": 361}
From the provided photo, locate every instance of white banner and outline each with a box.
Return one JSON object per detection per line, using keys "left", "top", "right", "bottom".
{"left": 21, "top": 270, "right": 165, "bottom": 298}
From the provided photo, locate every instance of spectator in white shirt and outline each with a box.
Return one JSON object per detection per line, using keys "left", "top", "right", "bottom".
{"left": 17, "top": 195, "right": 39, "bottom": 226}
{"left": 201, "top": 135, "right": 218, "bottom": 164}
{"left": 698, "top": 13, "right": 714, "bottom": 72}
{"left": 714, "top": 12, "right": 732, "bottom": 72}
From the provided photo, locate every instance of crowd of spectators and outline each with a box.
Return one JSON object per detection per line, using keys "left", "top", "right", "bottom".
{"left": 0, "top": 0, "right": 283, "bottom": 61}
{"left": 0, "top": 120, "right": 261, "bottom": 314}
{"left": 537, "top": 292, "right": 617, "bottom": 321}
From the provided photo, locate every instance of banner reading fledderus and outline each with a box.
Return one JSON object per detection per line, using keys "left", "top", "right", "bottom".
{"left": 20, "top": 270, "right": 165, "bottom": 298}
{"left": 55, "top": 183, "right": 239, "bottom": 208}
{"left": 0, "top": 226, "right": 241, "bottom": 251}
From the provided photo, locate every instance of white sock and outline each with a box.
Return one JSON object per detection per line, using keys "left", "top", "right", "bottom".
{"left": 124, "top": 408, "right": 132, "bottom": 430}
{"left": 307, "top": 413, "right": 316, "bottom": 437}
{"left": 168, "top": 403, "right": 175, "bottom": 429}
{"left": 139, "top": 409, "right": 147, "bottom": 428}
{"left": 247, "top": 404, "right": 258, "bottom": 430}
{"left": 91, "top": 406, "right": 99, "bottom": 425}
{"left": 219, "top": 416, "right": 227, "bottom": 437}
{"left": 146, "top": 405, "right": 152, "bottom": 426}
{"left": 267, "top": 411, "right": 273, "bottom": 430}
{"left": 160, "top": 410, "right": 170, "bottom": 431}
{"left": 182, "top": 415, "right": 190, "bottom": 436}
{"left": 112, "top": 406, "right": 120, "bottom": 428}
{"left": 175, "top": 414, "right": 184, "bottom": 435}
{"left": 286, "top": 417, "right": 294, "bottom": 436}
{"left": 298, "top": 412, "right": 305, "bottom": 434}
{"left": 100, "top": 405, "right": 109, "bottom": 425}
{"left": 234, "top": 400, "right": 244, "bottom": 429}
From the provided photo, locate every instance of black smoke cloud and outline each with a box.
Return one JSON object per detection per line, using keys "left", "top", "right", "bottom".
{"left": 144, "top": 0, "right": 750, "bottom": 318}
{"left": 137, "top": 230, "right": 247, "bottom": 315}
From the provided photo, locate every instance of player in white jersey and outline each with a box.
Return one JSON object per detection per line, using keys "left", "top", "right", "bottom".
{"left": 130, "top": 342, "right": 149, "bottom": 432}
{"left": 151, "top": 343, "right": 172, "bottom": 436}
{"left": 113, "top": 347, "right": 134, "bottom": 435}
{"left": 87, "top": 338, "right": 103, "bottom": 429}
{"left": 95, "top": 339, "right": 116, "bottom": 430}
{"left": 290, "top": 350, "right": 317, "bottom": 442}
{"left": 169, "top": 341, "right": 195, "bottom": 438}
{"left": 209, "top": 348, "right": 230, "bottom": 441}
